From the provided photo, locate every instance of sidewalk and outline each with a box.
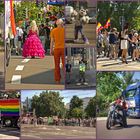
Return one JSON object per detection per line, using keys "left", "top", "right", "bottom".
{"left": 0, "top": 46, "right": 4, "bottom": 52}
{"left": 97, "top": 117, "right": 107, "bottom": 121}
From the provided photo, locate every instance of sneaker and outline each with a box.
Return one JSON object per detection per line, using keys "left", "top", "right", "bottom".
{"left": 83, "top": 82, "right": 88, "bottom": 85}
{"left": 76, "top": 83, "right": 82, "bottom": 86}
{"left": 85, "top": 41, "right": 89, "bottom": 45}
{"left": 74, "top": 39, "right": 79, "bottom": 43}
{"left": 84, "top": 38, "right": 89, "bottom": 45}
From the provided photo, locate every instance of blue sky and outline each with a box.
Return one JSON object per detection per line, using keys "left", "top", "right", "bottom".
{"left": 117, "top": 72, "right": 140, "bottom": 81}
{"left": 21, "top": 90, "right": 96, "bottom": 104}
{"left": 132, "top": 72, "right": 140, "bottom": 80}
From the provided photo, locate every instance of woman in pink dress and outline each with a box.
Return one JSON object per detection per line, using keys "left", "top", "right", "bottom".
{"left": 22, "top": 20, "right": 45, "bottom": 58}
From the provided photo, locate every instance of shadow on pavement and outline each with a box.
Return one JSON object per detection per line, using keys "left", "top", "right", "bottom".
{"left": 108, "top": 124, "right": 140, "bottom": 130}
{"left": 21, "top": 69, "right": 64, "bottom": 85}
{"left": 126, "top": 124, "right": 140, "bottom": 128}
{"left": 0, "top": 127, "right": 20, "bottom": 138}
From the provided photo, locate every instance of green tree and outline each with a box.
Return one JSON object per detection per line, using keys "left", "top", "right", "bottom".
{"left": 120, "top": 72, "right": 134, "bottom": 89}
{"left": 69, "top": 96, "right": 83, "bottom": 118}
{"left": 97, "top": 1, "right": 140, "bottom": 31}
{"left": 31, "top": 91, "right": 65, "bottom": 117}
{"left": 69, "top": 96, "right": 83, "bottom": 110}
{"left": 14, "top": 1, "right": 64, "bottom": 25}
{"left": 85, "top": 97, "right": 96, "bottom": 118}
{"left": 0, "top": 0, "right": 4, "bottom": 14}
{"left": 71, "top": 108, "right": 84, "bottom": 118}
{"left": 96, "top": 72, "right": 123, "bottom": 112}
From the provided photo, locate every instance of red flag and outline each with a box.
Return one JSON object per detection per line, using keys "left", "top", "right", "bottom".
{"left": 104, "top": 18, "right": 111, "bottom": 29}
{"left": 10, "top": 0, "right": 16, "bottom": 36}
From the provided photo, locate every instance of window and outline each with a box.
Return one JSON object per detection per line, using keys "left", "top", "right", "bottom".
{"left": 125, "top": 89, "right": 136, "bottom": 98}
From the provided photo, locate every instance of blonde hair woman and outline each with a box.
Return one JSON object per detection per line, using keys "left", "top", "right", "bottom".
{"left": 22, "top": 20, "right": 45, "bottom": 58}
{"left": 132, "top": 33, "right": 139, "bottom": 61}
{"left": 30, "top": 20, "right": 39, "bottom": 34}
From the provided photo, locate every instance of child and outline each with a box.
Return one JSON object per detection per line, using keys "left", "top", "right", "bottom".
{"left": 77, "top": 59, "right": 88, "bottom": 85}
{"left": 65, "top": 60, "right": 72, "bottom": 84}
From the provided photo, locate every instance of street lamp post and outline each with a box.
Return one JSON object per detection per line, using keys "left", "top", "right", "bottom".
{"left": 121, "top": 8, "right": 125, "bottom": 31}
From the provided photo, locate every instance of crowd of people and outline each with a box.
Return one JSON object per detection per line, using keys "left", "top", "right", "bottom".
{"left": 97, "top": 26, "right": 140, "bottom": 64}
{"left": 21, "top": 116, "right": 96, "bottom": 127}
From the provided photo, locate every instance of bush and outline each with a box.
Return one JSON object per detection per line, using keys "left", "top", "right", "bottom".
{"left": 97, "top": 111, "right": 108, "bottom": 117}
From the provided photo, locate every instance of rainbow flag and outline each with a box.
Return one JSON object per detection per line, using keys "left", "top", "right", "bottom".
{"left": 104, "top": 18, "right": 111, "bottom": 29}
{"left": 96, "top": 22, "right": 103, "bottom": 33}
{"left": 0, "top": 99, "right": 20, "bottom": 117}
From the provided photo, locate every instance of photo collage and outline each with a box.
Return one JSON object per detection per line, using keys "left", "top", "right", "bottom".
{"left": 0, "top": 0, "right": 140, "bottom": 139}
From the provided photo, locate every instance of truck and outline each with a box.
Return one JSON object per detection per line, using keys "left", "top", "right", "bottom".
{"left": 0, "top": 99, "right": 20, "bottom": 128}
{"left": 122, "top": 82, "right": 140, "bottom": 118}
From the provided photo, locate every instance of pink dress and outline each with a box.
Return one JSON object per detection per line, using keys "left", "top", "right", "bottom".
{"left": 22, "top": 29, "right": 45, "bottom": 58}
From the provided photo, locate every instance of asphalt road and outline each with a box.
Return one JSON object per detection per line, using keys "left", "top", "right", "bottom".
{"left": 5, "top": 55, "right": 64, "bottom": 90}
{"left": 97, "top": 117, "right": 140, "bottom": 139}
{"left": 97, "top": 57, "right": 140, "bottom": 71}
{"left": 0, "top": 51, "right": 4, "bottom": 89}
{"left": 65, "top": 24, "right": 96, "bottom": 47}
{"left": 21, "top": 124, "right": 96, "bottom": 139}
{"left": 0, "top": 127, "right": 20, "bottom": 139}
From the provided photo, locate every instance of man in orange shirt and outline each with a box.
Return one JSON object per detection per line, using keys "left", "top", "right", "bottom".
{"left": 50, "top": 19, "right": 65, "bottom": 84}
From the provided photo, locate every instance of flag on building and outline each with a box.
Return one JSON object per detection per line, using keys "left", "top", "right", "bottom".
{"left": 104, "top": 18, "right": 111, "bottom": 29}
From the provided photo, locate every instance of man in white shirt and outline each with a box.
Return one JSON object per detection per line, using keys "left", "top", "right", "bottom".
{"left": 15, "top": 26, "right": 23, "bottom": 55}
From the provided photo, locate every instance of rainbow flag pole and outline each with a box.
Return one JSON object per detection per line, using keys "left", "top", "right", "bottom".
{"left": 10, "top": 0, "right": 16, "bottom": 36}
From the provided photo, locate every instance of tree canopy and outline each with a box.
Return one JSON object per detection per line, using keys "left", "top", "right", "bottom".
{"left": 14, "top": 1, "right": 64, "bottom": 24}
{"left": 31, "top": 91, "right": 65, "bottom": 117}
{"left": 97, "top": 1, "right": 140, "bottom": 31}
{"left": 85, "top": 97, "right": 96, "bottom": 118}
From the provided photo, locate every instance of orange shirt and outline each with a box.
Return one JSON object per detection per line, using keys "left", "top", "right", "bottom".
{"left": 50, "top": 27, "right": 64, "bottom": 49}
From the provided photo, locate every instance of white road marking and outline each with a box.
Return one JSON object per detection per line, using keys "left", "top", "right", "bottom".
{"left": 11, "top": 75, "right": 21, "bottom": 84}
{"left": 15, "top": 65, "right": 24, "bottom": 71}
{"left": 22, "top": 59, "right": 30, "bottom": 63}
{"left": 56, "top": 128, "right": 61, "bottom": 131}
{"left": 0, "top": 134, "right": 19, "bottom": 139}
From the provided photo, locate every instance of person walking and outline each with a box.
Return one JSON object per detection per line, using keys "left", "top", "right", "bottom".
{"left": 22, "top": 20, "right": 45, "bottom": 58}
{"left": 39, "top": 24, "right": 46, "bottom": 49}
{"left": 50, "top": 19, "right": 64, "bottom": 84}
{"left": 120, "top": 27, "right": 131, "bottom": 64}
{"left": 109, "top": 28, "right": 118, "bottom": 59}
{"left": 65, "top": 60, "right": 72, "bottom": 84}
{"left": 132, "top": 33, "right": 139, "bottom": 61}
{"left": 15, "top": 25, "right": 23, "bottom": 55}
